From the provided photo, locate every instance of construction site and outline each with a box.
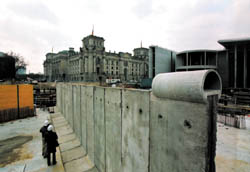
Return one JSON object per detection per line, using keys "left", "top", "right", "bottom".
{"left": 0, "top": 69, "right": 250, "bottom": 172}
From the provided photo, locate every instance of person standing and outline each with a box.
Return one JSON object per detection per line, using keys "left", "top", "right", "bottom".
{"left": 40, "top": 120, "right": 49, "bottom": 158}
{"left": 45, "top": 125, "right": 59, "bottom": 166}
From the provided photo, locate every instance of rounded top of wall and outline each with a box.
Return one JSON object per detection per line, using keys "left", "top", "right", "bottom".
{"left": 152, "top": 70, "right": 222, "bottom": 103}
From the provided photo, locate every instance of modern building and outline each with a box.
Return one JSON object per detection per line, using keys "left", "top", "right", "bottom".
{"left": 218, "top": 38, "right": 250, "bottom": 88}
{"left": 44, "top": 34, "right": 149, "bottom": 82}
{"left": 175, "top": 49, "right": 219, "bottom": 72}
{"left": 175, "top": 38, "right": 250, "bottom": 89}
{"left": 148, "top": 46, "right": 176, "bottom": 78}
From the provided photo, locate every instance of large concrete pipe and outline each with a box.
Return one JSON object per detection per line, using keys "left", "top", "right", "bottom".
{"left": 152, "top": 70, "right": 222, "bottom": 103}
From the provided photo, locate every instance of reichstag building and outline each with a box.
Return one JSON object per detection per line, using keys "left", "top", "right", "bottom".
{"left": 43, "top": 34, "right": 149, "bottom": 82}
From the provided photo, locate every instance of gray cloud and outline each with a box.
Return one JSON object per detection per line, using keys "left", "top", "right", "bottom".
{"left": 7, "top": 1, "right": 58, "bottom": 24}
{"left": 132, "top": 0, "right": 153, "bottom": 18}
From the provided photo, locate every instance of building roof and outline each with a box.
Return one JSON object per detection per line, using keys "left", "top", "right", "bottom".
{"left": 177, "top": 49, "right": 218, "bottom": 55}
{"left": 218, "top": 37, "right": 250, "bottom": 44}
{"left": 218, "top": 37, "right": 250, "bottom": 49}
{"left": 82, "top": 35, "right": 105, "bottom": 41}
{"left": 133, "top": 47, "right": 149, "bottom": 51}
{"left": 149, "top": 45, "right": 176, "bottom": 53}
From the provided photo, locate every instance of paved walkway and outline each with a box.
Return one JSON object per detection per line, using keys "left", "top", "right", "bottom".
{"left": 50, "top": 112, "right": 97, "bottom": 172}
{"left": 216, "top": 117, "right": 250, "bottom": 172}
{"left": 0, "top": 109, "right": 65, "bottom": 172}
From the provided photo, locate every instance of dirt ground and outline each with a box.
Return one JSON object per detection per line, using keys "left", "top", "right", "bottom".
{"left": 0, "top": 136, "right": 33, "bottom": 167}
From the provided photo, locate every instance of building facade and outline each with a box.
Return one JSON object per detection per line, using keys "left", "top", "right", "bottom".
{"left": 44, "top": 35, "right": 149, "bottom": 82}
{"left": 175, "top": 49, "right": 219, "bottom": 72}
{"left": 218, "top": 38, "right": 250, "bottom": 88}
{"left": 148, "top": 46, "right": 176, "bottom": 79}
{"left": 175, "top": 38, "right": 250, "bottom": 89}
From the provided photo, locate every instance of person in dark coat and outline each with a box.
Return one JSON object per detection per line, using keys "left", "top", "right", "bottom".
{"left": 40, "top": 120, "right": 49, "bottom": 158}
{"left": 45, "top": 125, "right": 59, "bottom": 166}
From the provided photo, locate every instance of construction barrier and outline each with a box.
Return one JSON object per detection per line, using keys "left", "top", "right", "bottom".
{"left": 0, "top": 84, "right": 35, "bottom": 123}
{"left": 217, "top": 114, "right": 246, "bottom": 129}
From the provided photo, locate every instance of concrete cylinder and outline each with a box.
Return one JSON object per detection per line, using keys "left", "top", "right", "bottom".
{"left": 152, "top": 70, "right": 222, "bottom": 103}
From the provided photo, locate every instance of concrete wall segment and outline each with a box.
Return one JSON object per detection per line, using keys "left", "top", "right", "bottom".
{"left": 121, "top": 89, "right": 150, "bottom": 172}
{"left": 81, "top": 85, "right": 87, "bottom": 151}
{"left": 105, "top": 87, "right": 122, "bottom": 172}
{"left": 86, "top": 86, "right": 95, "bottom": 162}
{"left": 56, "top": 83, "right": 217, "bottom": 172}
{"left": 73, "top": 85, "right": 81, "bottom": 141}
{"left": 152, "top": 70, "right": 222, "bottom": 103}
{"left": 94, "top": 87, "right": 106, "bottom": 171}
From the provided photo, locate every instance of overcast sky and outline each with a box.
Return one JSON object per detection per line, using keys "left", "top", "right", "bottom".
{"left": 1, "top": 0, "right": 250, "bottom": 73}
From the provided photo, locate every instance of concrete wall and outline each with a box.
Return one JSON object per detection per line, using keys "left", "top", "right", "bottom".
{"left": 56, "top": 83, "right": 218, "bottom": 172}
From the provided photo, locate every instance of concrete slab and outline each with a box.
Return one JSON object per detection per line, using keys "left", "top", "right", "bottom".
{"left": 81, "top": 86, "right": 87, "bottom": 151}
{"left": 73, "top": 85, "right": 81, "bottom": 142}
{"left": 52, "top": 117, "right": 67, "bottom": 124}
{"left": 58, "top": 133, "right": 76, "bottom": 144}
{"left": 150, "top": 94, "right": 209, "bottom": 172}
{"left": 51, "top": 113, "right": 62, "bottom": 118}
{"left": 105, "top": 88, "right": 122, "bottom": 171}
{"left": 61, "top": 146, "right": 86, "bottom": 163}
{"left": 85, "top": 167, "right": 99, "bottom": 172}
{"left": 94, "top": 87, "right": 105, "bottom": 172}
{"left": 60, "top": 139, "right": 81, "bottom": 152}
{"left": 53, "top": 121, "right": 68, "bottom": 128}
{"left": 86, "top": 86, "right": 95, "bottom": 162}
{"left": 64, "top": 156, "right": 95, "bottom": 172}
{"left": 56, "top": 126, "right": 74, "bottom": 137}
{"left": 68, "top": 84, "right": 74, "bottom": 129}
{"left": 122, "top": 89, "right": 150, "bottom": 172}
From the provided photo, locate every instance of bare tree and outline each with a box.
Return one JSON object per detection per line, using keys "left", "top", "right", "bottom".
{"left": 7, "top": 51, "right": 28, "bottom": 74}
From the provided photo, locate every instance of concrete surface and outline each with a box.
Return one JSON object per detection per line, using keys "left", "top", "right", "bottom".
{"left": 56, "top": 83, "right": 250, "bottom": 172}
{"left": 59, "top": 138, "right": 81, "bottom": 153}
{"left": 94, "top": 87, "right": 105, "bottom": 171}
{"left": 216, "top": 117, "right": 250, "bottom": 172}
{"left": 105, "top": 88, "right": 122, "bottom": 171}
{"left": 152, "top": 70, "right": 222, "bottom": 103}
{"left": 61, "top": 146, "right": 86, "bottom": 163}
{"left": 122, "top": 89, "right": 150, "bottom": 172}
{"left": 86, "top": 86, "right": 95, "bottom": 163}
{"left": 0, "top": 109, "right": 65, "bottom": 172}
{"left": 73, "top": 85, "right": 81, "bottom": 143}
{"left": 51, "top": 111, "right": 98, "bottom": 172}
{"left": 80, "top": 85, "right": 87, "bottom": 151}
{"left": 150, "top": 94, "right": 214, "bottom": 172}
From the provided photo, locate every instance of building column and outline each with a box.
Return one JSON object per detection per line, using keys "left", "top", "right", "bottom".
{"left": 93, "top": 56, "right": 96, "bottom": 73}
{"left": 216, "top": 52, "right": 218, "bottom": 68}
{"left": 234, "top": 45, "right": 237, "bottom": 88}
{"left": 244, "top": 45, "right": 247, "bottom": 88}
{"left": 186, "top": 53, "right": 188, "bottom": 71}
{"left": 85, "top": 58, "right": 88, "bottom": 73}
{"left": 204, "top": 51, "right": 207, "bottom": 69}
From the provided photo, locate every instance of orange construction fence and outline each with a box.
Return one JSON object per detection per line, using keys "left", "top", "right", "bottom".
{"left": 0, "top": 84, "right": 34, "bottom": 122}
